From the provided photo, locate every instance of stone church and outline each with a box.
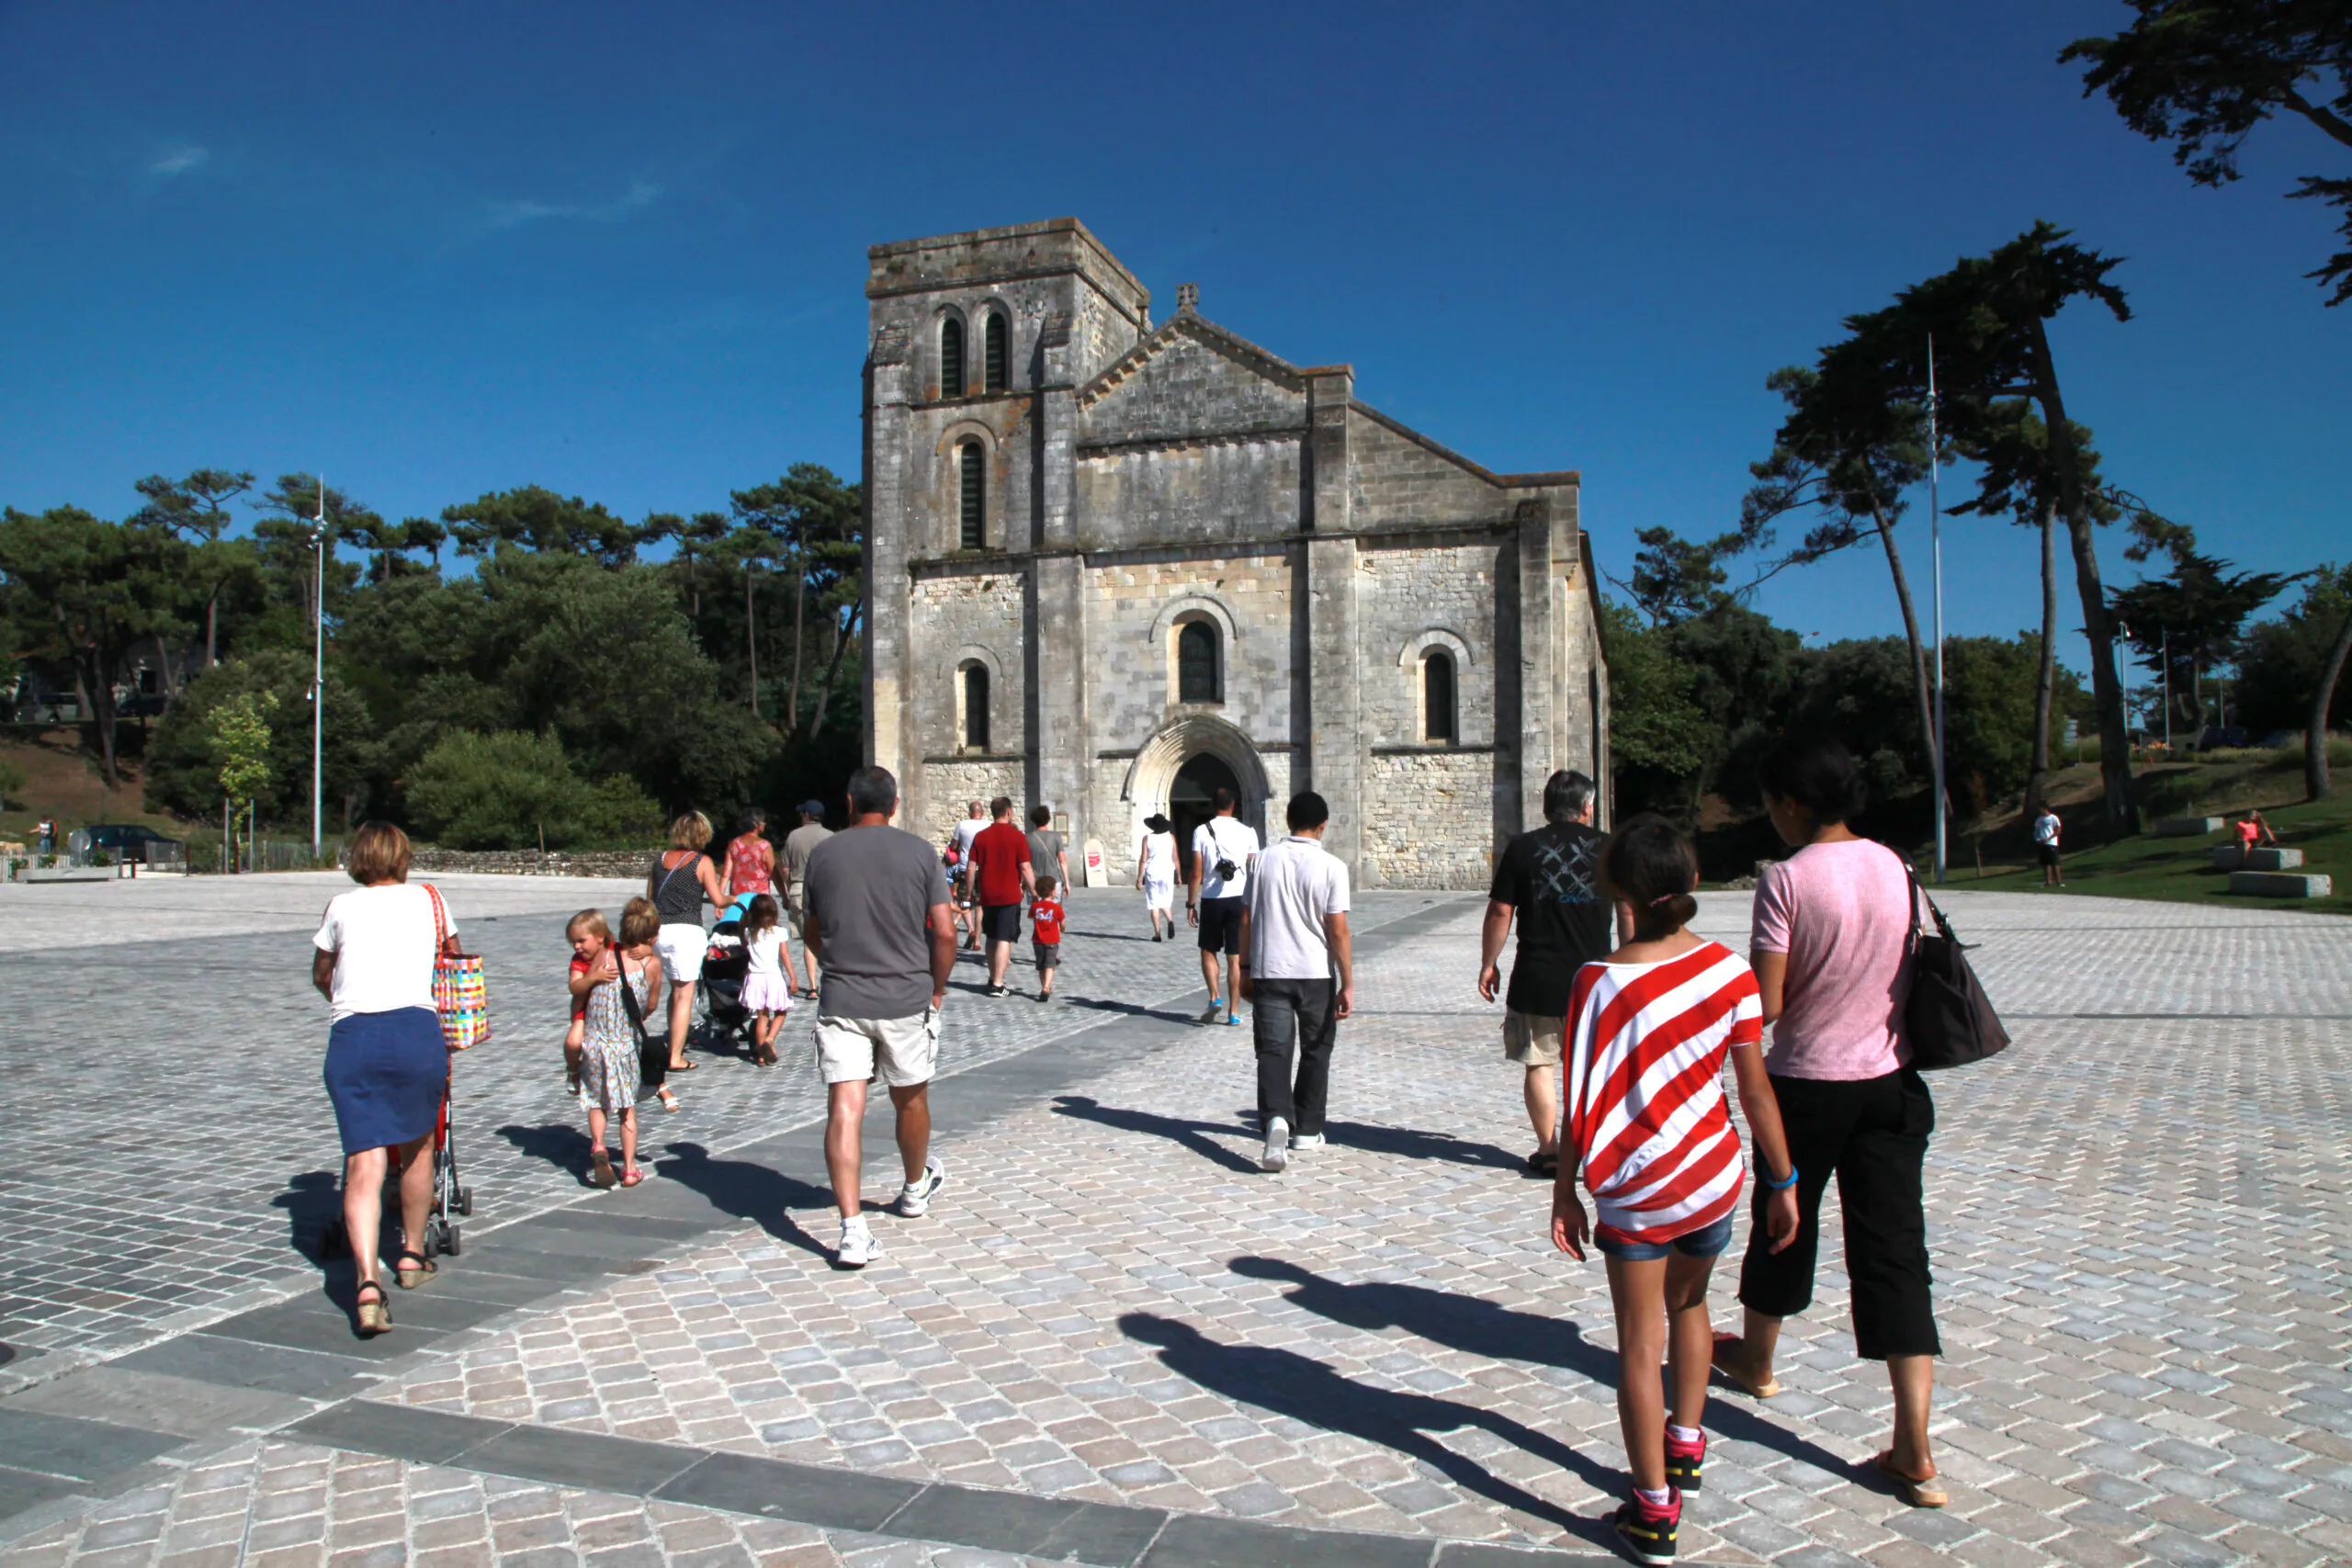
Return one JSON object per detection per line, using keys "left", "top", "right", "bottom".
{"left": 861, "top": 218, "right": 1608, "bottom": 889}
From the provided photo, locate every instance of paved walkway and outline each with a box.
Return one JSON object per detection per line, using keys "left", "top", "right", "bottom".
{"left": 0, "top": 876, "right": 2346, "bottom": 1567}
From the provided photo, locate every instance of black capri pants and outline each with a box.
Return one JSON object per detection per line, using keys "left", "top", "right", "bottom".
{"left": 1737, "top": 1066, "right": 1940, "bottom": 1361}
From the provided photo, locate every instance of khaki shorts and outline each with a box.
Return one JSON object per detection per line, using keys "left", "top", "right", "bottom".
{"left": 1503, "top": 1009, "right": 1565, "bottom": 1066}
{"left": 814, "top": 1010, "right": 939, "bottom": 1088}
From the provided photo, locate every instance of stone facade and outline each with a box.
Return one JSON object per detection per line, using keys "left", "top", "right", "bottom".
{"left": 863, "top": 219, "right": 1609, "bottom": 890}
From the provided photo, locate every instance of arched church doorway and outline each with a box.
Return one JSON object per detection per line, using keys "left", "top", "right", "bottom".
{"left": 1169, "top": 751, "right": 1241, "bottom": 884}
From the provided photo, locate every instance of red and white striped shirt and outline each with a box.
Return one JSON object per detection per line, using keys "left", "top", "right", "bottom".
{"left": 1565, "top": 942, "right": 1763, "bottom": 1247}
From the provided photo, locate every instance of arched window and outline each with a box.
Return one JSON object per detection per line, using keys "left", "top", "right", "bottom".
{"left": 983, "top": 311, "right": 1008, "bottom": 393}
{"left": 1178, "top": 620, "right": 1221, "bottom": 704}
{"left": 962, "top": 663, "right": 990, "bottom": 752}
{"left": 1423, "top": 649, "right": 1456, "bottom": 743}
{"left": 940, "top": 317, "right": 965, "bottom": 399}
{"left": 957, "top": 442, "right": 985, "bottom": 549}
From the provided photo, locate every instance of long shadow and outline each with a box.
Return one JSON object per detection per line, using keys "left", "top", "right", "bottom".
{"left": 497, "top": 1121, "right": 598, "bottom": 1185}
{"left": 651, "top": 1141, "right": 833, "bottom": 1262}
{"left": 1228, "top": 1256, "right": 1853, "bottom": 1480}
{"left": 1121, "top": 1313, "right": 1615, "bottom": 1549}
{"left": 1057, "top": 995, "right": 1204, "bottom": 1027}
{"left": 1325, "top": 1123, "right": 1523, "bottom": 1172}
{"left": 1051, "top": 1096, "right": 1260, "bottom": 1176}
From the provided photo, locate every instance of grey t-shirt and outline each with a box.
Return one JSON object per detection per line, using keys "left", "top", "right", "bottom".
{"left": 803, "top": 825, "right": 950, "bottom": 1020}
{"left": 1026, "top": 829, "right": 1065, "bottom": 876}
{"left": 781, "top": 822, "right": 832, "bottom": 886}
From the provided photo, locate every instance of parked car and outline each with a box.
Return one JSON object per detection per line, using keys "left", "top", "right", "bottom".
{"left": 83, "top": 824, "right": 184, "bottom": 864}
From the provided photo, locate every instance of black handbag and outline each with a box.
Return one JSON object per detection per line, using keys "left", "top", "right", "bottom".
{"left": 616, "top": 956, "right": 668, "bottom": 1090}
{"left": 1902, "top": 863, "right": 2011, "bottom": 1070}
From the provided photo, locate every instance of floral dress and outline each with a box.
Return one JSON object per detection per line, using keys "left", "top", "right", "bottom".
{"left": 577, "top": 956, "right": 650, "bottom": 1115}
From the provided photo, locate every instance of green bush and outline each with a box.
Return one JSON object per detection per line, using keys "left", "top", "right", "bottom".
{"left": 2140, "top": 772, "right": 2204, "bottom": 818}
{"left": 405, "top": 730, "right": 661, "bottom": 851}
{"left": 0, "top": 759, "right": 25, "bottom": 810}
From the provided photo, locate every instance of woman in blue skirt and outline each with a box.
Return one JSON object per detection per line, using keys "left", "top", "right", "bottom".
{"left": 312, "top": 822, "right": 456, "bottom": 1334}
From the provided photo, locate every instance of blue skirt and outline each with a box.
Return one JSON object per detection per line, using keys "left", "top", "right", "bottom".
{"left": 324, "top": 1007, "right": 447, "bottom": 1155}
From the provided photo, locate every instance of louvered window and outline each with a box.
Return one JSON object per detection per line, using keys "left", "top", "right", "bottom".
{"left": 940, "top": 318, "right": 964, "bottom": 398}
{"left": 958, "top": 443, "right": 984, "bottom": 549}
{"left": 983, "top": 311, "right": 1008, "bottom": 392}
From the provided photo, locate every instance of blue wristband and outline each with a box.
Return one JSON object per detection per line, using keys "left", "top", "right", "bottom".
{"left": 1765, "top": 1165, "right": 1799, "bottom": 1190}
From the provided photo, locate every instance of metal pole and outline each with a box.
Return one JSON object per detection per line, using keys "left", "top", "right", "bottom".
{"left": 312, "top": 477, "right": 325, "bottom": 859}
{"left": 1928, "top": 336, "right": 1946, "bottom": 883}
{"left": 2161, "top": 628, "right": 2171, "bottom": 752}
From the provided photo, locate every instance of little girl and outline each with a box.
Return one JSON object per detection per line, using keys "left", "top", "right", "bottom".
{"left": 573, "top": 908, "right": 661, "bottom": 1187}
{"left": 1552, "top": 813, "right": 1800, "bottom": 1566}
{"left": 737, "top": 893, "right": 793, "bottom": 1066}
{"left": 620, "top": 897, "right": 678, "bottom": 1113}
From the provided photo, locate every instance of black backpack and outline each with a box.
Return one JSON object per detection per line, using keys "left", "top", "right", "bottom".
{"left": 1901, "top": 863, "right": 2011, "bottom": 1070}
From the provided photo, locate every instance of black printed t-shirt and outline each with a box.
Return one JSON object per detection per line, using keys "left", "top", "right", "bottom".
{"left": 1488, "top": 821, "right": 1613, "bottom": 1018}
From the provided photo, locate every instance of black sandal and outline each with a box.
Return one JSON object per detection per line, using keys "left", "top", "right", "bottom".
{"left": 395, "top": 1249, "right": 436, "bottom": 1289}
{"left": 354, "top": 1280, "right": 391, "bottom": 1335}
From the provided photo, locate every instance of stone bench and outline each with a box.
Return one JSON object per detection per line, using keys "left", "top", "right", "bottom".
{"left": 2211, "top": 846, "right": 2303, "bottom": 872}
{"left": 2153, "top": 817, "right": 2223, "bottom": 837}
{"left": 2229, "top": 871, "right": 2333, "bottom": 898}
{"left": 17, "top": 866, "right": 115, "bottom": 884}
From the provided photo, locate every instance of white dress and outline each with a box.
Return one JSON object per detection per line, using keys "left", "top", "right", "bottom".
{"left": 1139, "top": 831, "right": 1178, "bottom": 911}
{"left": 740, "top": 927, "right": 794, "bottom": 1014}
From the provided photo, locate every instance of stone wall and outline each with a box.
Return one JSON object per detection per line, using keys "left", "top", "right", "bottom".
{"left": 408, "top": 850, "right": 658, "bottom": 878}
{"left": 910, "top": 567, "right": 1030, "bottom": 763}
{"left": 1083, "top": 550, "right": 1295, "bottom": 754}
{"left": 1358, "top": 539, "right": 1504, "bottom": 748}
{"left": 1363, "top": 751, "right": 1498, "bottom": 889}
{"left": 915, "top": 760, "right": 1024, "bottom": 852}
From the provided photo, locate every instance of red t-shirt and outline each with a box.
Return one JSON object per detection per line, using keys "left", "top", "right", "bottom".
{"left": 570, "top": 955, "right": 592, "bottom": 1021}
{"left": 1032, "top": 898, "right": 1065, "bottom": 945}
{"left": 968, "top": 821, "right": 1030, "bottom": 907}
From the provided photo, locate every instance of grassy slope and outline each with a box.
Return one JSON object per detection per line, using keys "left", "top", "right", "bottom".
{"left": 1950, "top": 749, "right": 2349, "bottom": 916}
{"left": 0, "top": 726, "right": 202, "bottom": 847}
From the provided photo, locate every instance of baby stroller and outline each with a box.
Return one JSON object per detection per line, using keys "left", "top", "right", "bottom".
{"left": 700, "top": 901, "right": 752, "bottom": 1051}
{"left": 315, "top": 1080, "right": 472, "bottom": 1261}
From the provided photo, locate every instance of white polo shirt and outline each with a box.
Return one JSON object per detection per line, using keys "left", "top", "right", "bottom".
{"left": 1246, "top": 834, "right": 1351, "bottom": 980}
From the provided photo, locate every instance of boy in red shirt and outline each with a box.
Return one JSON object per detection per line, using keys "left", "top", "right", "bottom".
{"left": 1031, "top": 875, "right": 1066, "bottom": 1002}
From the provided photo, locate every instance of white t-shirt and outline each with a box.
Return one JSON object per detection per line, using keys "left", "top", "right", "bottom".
{"left": 313, "top": 883, "right": 451, "bottom": 1021}
{"left": 745, "top": 925, "right": 786, "bottom": 979}
{"left": 950, "top": 817, "right": 985, "bottom": 858}
{"left": 1193, "top": 817, "right": 1260, "bottom": 899}
{"left": 2033, "top": 812, "right": 2061, "bottom": 847}
{"left": 1246, "top": 835, "right": 1351, "bottom": 979}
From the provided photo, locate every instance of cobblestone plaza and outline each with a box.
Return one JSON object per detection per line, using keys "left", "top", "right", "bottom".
{"left": 0, "top": 872, "right": 2346, "bottom": 1566}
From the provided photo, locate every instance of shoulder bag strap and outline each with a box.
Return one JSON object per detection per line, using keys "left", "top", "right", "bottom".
{"left": 616, "top": 953, "right": 651, "bottom": 1037}
{"left": 424, "top": 882, "right": 457, "bottom": 957}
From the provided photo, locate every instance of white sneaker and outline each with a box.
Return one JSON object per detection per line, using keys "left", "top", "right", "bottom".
{"left": 897, "top": 1158, "right": 946, "bottom": 1218}
{"left": 836, "top": 1220, "right": 878, "bottom": 1268}
{"left": 1290, "top": 1132, "right": 1325, "bottom": 1151}
{"left": 1261, "top": 1116, "right": 1291, "bottom": 1172}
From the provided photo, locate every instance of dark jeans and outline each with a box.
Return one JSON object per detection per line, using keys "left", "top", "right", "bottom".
{"left": 1251, "top": 977, "right": 1338, "bottom": 1134}
{"left": 1737, "top": 1066, "right": 1940, "bottom": 1361}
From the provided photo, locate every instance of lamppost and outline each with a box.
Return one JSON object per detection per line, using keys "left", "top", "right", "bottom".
{"left": 311, "top": 478, "right": 325, "bottom": 859}
{"left": 1926, "top": 336, "right": 1947, "bottom": 883}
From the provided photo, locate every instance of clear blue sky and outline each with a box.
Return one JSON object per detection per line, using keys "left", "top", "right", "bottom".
{"left": 3, "top": 1, "right": 2345, "bottom": 677}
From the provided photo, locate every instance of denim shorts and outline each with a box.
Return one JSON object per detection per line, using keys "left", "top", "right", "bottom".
{"left": 1594, "top": 1211, "right": 1735, "bottom": 1263}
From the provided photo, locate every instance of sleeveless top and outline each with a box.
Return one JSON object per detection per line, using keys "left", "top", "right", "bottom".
{"left": 726, "top": 835, "right": 774, "bottom": 894}
{"left": 650, "top": 852, "right": 705, "bottom": 924}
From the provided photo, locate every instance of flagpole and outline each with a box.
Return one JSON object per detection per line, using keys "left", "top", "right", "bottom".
{"left": 312, "top": 477, "right": 325, "bottom": 860}
{"left": 1928, "top": 338, "right": 1947, "bottom": 885}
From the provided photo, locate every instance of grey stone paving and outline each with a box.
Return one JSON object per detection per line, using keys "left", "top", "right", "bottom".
{"left": 0, "top": 874, "right": 1448, "bottom": 1381}
{"left": 2, "top": 881, "right": 2347, "bottom": 1567}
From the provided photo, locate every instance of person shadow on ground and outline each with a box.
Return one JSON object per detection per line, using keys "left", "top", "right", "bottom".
{"left": 651, "top": 1141, "right": 832, "bottom": 1262}
{"left": 1120, "top": 1312, "right": 1617, "bottom": 1550}
{"left": 273, "top": 1169, "right": 344, "bottom": 1261}
{"left": 1321, "top": 1124, "right": 1522, "bottom": 1171}
{"left": 1227, "top": 1256, "right": 1852, "bottom": 1481}
{"left": 496, "top": 1122, "right": 598, "bottom": 1185}
{"left": 1050, "top": 1096, "right": 1261, "bottom": 1175}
